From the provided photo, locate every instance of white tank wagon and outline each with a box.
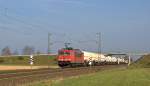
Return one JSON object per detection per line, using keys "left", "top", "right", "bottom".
{"left": 82, "top": 51, "right": 106, "bottom": 65}
{"left": 82, "top": 51, "right": 128, "bottom": 66}
{"left": 105, "top": 56, "right": 118, "bottom": 64}
{"left": 117, "top": 57, "right": 127, "bottom": 64}
{"left": 105, "top": 56, "right": 112, "bottom": 62}
{"left": 111, "top": 57, "right": 118, "bottom": 62}
{"left": 113, "top": 56, "right": 129, "bottom": 64}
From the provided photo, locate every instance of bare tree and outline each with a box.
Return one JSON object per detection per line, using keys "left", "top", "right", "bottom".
{"left": 22, "top": 46, "right": 35, "bottom": 55}
{"left": 36, "top": 50, "right": 42, "bottom": 55}
{"left": 1, "top": 46, "right": 12, "bottom": 56}
{"left": 13, "top": 50, "right": 19, "bottom": 55}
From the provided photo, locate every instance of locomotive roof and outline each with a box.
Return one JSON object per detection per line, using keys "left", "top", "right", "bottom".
{"left": 59, "top": 48, "right": 81, "bottom": 51}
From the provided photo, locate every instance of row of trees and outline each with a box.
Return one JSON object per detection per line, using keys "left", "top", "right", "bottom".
{"left": 1, "top": 46, "right": 42, "bottom": 56}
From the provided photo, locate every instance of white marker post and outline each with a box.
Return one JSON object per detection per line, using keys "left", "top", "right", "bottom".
{"left": 128, "top": 56, "right": 131, "bottom": 66}
{"left": 30, "top": 55, "right": 34, "bottom": 69}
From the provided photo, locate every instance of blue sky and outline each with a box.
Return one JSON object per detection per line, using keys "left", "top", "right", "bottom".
{"left": 0, "top": 0, "right": 150, "bottom": 53}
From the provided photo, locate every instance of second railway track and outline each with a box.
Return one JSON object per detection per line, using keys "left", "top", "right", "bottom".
{"left": 0, "top": 65, "right": 127, "bottom": 86}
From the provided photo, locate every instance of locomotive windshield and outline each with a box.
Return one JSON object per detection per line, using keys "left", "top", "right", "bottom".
{"left": 58, "top": 51, "right": 70, "bottom": 55}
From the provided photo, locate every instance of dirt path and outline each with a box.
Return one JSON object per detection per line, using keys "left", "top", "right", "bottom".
{"left": 0, "top": 65, "right": 58, "bottom": 70}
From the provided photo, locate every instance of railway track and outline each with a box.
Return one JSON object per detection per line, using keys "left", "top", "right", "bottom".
{"left": 0, "top": 65, "right": 127, "bottom": 86}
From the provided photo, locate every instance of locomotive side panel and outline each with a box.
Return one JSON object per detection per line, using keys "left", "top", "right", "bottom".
{"left": 58, "top": 49, "right": 84, "bottom": 67}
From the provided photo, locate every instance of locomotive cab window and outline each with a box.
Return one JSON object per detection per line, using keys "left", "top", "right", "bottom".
{"left": 58, "top": 51, "right": 70, "bottom": 55}
{"left": 64, "top": 52, "right": 70, "bottom": 55}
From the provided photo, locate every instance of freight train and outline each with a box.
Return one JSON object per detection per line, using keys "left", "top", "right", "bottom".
{"left": 57, "top": 47, "right": 129, "bottom": 67}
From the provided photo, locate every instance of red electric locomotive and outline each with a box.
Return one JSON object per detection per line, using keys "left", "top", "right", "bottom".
{"left": 57, "top": 47, "right": 84, "bottom": 67}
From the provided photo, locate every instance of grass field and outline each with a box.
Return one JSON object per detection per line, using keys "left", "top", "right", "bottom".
{"left": 28, "top": 54, "right": 150, "bottom": 86}
{"left": 0, "top": 55, "right": 57, "bottom": 66}
{"left": 130, "top": 54, "right": 150, "bottom": 68}
{"left": 29, "top": 68, "right": 150, "bottom": 86}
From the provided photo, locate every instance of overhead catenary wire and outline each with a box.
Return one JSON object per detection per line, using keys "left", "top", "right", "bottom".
{"left": 97, "top": 32, "right": 102, "bottom": 60}
{"left": 0, "top": 8, "right": 101, "bottom": 53}
{"left": 0, "top": 8, "right": 52, "bottom": 34}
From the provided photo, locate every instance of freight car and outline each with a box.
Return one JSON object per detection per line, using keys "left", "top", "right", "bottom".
{"left": 57, "top": 47, "right": 128, "bottom": 67}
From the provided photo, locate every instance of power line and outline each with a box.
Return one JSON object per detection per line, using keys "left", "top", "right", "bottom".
{"left": 0, "top": 8, "right": 50, "bottom": 34}
{"left": 64, "top": 42, "right": 71, "bottom": 48}
{"left": 0, "top": 25, "right": 32, "bottom": 35}
{"left": 4, "top": 8, "right": 8, "bottom": 16}
{"left": 96, "top": 32, "right": 102, "bottom": 59}
{"left": 48, "top": 33, "right": 51, "bottom": 54}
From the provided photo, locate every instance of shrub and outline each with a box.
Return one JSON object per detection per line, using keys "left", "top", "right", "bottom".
{"left": 17, "top": 56, "right": 24, "bottom": 60}
{"left": 0, "top": 59, "right": 4, "bottom": 63}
